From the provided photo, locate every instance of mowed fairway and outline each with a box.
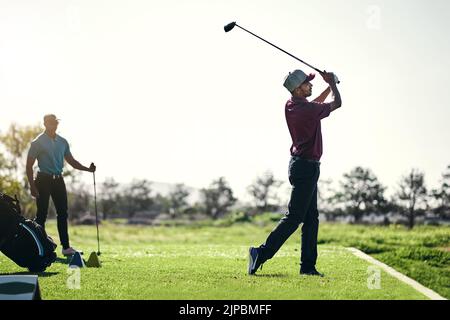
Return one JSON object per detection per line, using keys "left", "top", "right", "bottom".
{"left": 0, "top": 222, "right": 430, "bottom": 300}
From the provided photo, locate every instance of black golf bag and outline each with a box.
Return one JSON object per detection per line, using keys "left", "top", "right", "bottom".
{"left": 0, "top": 192, "right": 57, "bottom": 272}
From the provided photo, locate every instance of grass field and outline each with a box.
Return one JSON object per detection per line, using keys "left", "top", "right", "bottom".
{"left": 1, "top": 217, "right": 448, "bottom": 300}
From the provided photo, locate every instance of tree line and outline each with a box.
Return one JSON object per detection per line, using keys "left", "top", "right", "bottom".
{"left": 318, "top": 166, "right": 449, "bottom": 228}
{"left": 1, "top": 123, "right": 449, "bottom": 228}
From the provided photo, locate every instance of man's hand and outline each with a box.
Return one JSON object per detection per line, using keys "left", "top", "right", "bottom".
{"left": 30, "top": 184, "right": 39, "bottom": 198}
{"left": 323, "top": 71, "right": 342, "bottom": 112}
{"left": 321, "top": 71, "right": 336, "bottom": 85}
{"left": 89, "top": 162, "right": 96, "bottom": 173}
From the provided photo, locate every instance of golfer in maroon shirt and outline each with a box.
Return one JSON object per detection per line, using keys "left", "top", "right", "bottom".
{"left": 248, "top": 69, "right": 342, "bottom": 276}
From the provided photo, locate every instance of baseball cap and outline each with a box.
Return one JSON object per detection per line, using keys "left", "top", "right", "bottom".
{"left": 283, "top": 69, "right": 315, "bottom": 92}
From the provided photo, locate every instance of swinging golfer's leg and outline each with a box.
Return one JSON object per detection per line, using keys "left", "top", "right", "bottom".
{"left": 300, "top": 187, "right": 319, "bottom": 271}
{"left": 258, "top": 160, "right": 318, "bottom": 262}
{"left": 51, "top": 178, "right": 70, "bottom": 250}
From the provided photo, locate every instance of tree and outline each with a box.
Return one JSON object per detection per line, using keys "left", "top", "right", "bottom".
{"left": 0, "top": 168, "right": 22, "bottom": 200}
{"left": 247, "top": 171, "right": 283, "bottom": 214}
{"left": 431, "top": 165, "right": 450, "bottom": 220}
{"left": 67, "top": 182, "right": 91, "bottom": 221}
{"left": 0, "top": 152, "right": 14, "bottom": 172}
{"left": 62, "top": 166, "right": 83, "bottom": 187}
{"left": 199, "top": 177, "right": 237, "bottom": 219}
{"left": 168, "top": 183, "right": 190, "bottom": 217}
{"left": 317, "top": 178, "right": 341, "bottom": 221}
{"left": 0, "top": 124, "right": 43, "bottom": 217}
{"left": 0, "top": 152, "right": 14, "bottom": 188}
{"left": 100, "top": 177, "right": 120, "bottom": 220}
{"left": 333, "top": 167, "right": 387, "bottom": 223}
{"left": 152, "top": 193, "right": 171, "bottom": 215}
{"left": 0, "top": 123, "right": 41, "bottom": 179}
{"left": 122, "top": 179, "right": 153, "bottom": 218}
{"left": 394, "top": 169, "right": 428, "bottom": 229}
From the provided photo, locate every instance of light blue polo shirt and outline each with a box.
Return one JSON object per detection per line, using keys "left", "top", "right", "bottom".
{"left": 27, "top": 132, "right": 72, "bottom": 175}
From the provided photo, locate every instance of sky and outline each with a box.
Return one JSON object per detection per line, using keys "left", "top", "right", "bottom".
{"left": 1, "top": 0, "right": 449, "bottom": 202}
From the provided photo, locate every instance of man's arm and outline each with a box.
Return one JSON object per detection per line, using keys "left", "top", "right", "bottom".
{"left": 26, "top": 157, "right": 39, "bottom": 198}
{"left": 65, "top": 154, "right": 96, "bottom": 172}
{"left": 312, "top": 87, "right": 331, "bottom": 103}
{"left": 322, "top": 72, "right": 342, "bottom": 112}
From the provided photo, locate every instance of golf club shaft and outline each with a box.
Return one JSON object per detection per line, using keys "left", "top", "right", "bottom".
{"left": 234, "top": 24, "right": 324, "bottom": 74}
{"left": 93, "top": 171, "right": 100, "bottom": 255}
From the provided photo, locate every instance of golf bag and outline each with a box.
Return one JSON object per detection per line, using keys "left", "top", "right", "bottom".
{"left": 0, "top": 192, "right": 57, "bottom": 272}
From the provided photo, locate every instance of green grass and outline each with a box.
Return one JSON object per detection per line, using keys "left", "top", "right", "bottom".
{"left": 316, "top": 222, "right": 450, "bottom": 299}
{"left": 253, "top": 213, "right": 450, "bottom": 298}
{"left": 0, "top": 220, "right": 442, "bottom": 300}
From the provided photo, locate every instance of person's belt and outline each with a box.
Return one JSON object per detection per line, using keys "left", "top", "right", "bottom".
{"left": 292, "top": 156, "right": 321, "bottom": 164}
{"left": 37, "top": 172, "right": 63, "bottom": 179}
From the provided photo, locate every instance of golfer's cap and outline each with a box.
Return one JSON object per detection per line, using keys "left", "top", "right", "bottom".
{"left": 43, "top": 114, "right": 60, "bottom": 123}
{"left": 283, "top": 69, "right": 315, "bottom": 92}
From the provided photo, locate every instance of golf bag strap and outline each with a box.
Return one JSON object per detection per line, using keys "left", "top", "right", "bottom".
{"left": 19, "top": 223, "right": 45, "bottom": 257}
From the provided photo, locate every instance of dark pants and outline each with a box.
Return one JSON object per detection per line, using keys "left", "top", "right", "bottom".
{"left": 259, "top": 156, "right": 320, "bottom": 270}
{"left": 34, "top": 173, "right": 70, "bottom": 249}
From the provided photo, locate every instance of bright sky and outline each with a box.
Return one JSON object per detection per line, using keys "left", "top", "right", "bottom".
{"left": 1, "top": 0, "right": 449, "bottom": 202}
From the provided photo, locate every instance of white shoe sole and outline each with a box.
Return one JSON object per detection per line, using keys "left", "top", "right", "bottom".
{"left": 248, "top": 247, "right": 258, "bottom": 275}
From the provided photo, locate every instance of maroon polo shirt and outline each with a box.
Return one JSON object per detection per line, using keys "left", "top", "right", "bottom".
{"left": 285, "top": 96, "right": 331, "bottom": 161}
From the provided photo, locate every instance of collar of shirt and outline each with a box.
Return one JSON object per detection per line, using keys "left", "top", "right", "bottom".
{"left": 44, "top": 132, "right": 59, "bottom": 141}
{"left": 291, "top": 96, "right": 308, "bottom": 104}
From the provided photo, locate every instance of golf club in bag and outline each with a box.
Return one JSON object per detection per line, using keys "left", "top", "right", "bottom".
{"left": 224, "top": 21, "right": 340, "bottom": 83}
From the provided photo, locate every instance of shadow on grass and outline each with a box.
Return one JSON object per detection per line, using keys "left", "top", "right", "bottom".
{"left": 0, "top": 271, "right": 59, "bottom": 277}
{"left": 251, "top": 273, "right": 288, "bottom": 278}
{"left": 54, "top": 257, "right": 70, "bottom": 264}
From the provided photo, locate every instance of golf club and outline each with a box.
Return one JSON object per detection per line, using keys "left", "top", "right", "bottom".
{"left": 224, "top": 21, "right": 340, "bottom": 83}
{"left": 92, "top": 169, "right": 101, "bottom": 256}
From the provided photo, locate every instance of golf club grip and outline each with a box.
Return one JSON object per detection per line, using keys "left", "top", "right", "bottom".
{"left": 320, "top": 71, "right": 341, "bottom": 84}
{"left": 333, "top": 74, "right": 341, "bottom": 84}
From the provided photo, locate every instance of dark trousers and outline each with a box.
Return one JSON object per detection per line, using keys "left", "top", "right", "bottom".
{"left": 259, "top": 156, "right": 320, "bottom": 270}
{"left": 34, "top": 173, "right": 70, "bottom": 249}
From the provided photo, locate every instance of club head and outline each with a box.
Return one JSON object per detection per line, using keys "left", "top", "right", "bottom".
{"left": 224, "top": 22, "right": 236, "bottom": 32}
